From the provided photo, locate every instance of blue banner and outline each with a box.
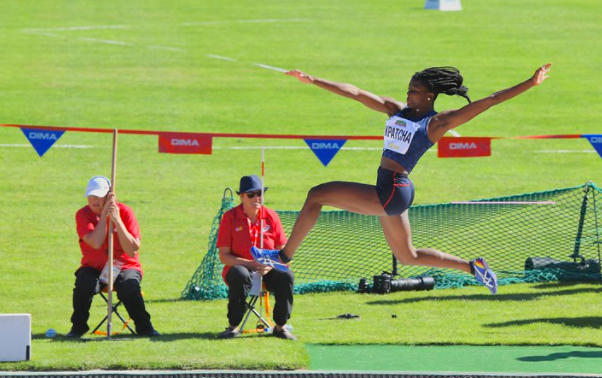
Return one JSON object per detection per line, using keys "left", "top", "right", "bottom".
{"left": 304, "top": 139, "right": 347, "bottom": 167}
{"left": 583, "top": 134, "right": 602, "bottom": 159}
{"left": 21, "top": 128, "right": 65, "bottom": 157}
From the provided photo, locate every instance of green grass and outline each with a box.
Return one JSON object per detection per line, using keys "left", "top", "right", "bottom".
{"left": 1, "top": 0, "right": 602, "bottom": 371}
{"left": 2, "top": 282, "right": 602, "bottom": 370}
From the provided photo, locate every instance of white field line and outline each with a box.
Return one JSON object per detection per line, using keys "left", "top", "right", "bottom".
{"left": 253, "top": 63, "right": 288, "bottom": 73}
{"left": 2, "top": 144, "right": 594, "bottom": 154}
{"left": 22, "top": 20, "right": 308, "bottom": 32}
{"left": 22, "top": 27, "right": 288, "bottom": 75}
{"left": 79, "top": 37, "right": 133, "bottom": 46}
{"left": 535, "top": 150, "right": 595, "bottom": 153}
{"left": 213, "top": 146, "right": 384, "bottom": 151}
{"left": 0, "top": 144, "right": 379, "bottom": 151}
{"left": 0, "top": 144, "right": 377, "bottom": 151}
{"left": 214, "top": 147, "right": 599, "bottom": 153}
{"left": 22, "top": 25, "right": 129, "bottom": 32}
{"left": 207, "top": 54, "right": 237, "bottom": 62}
{"left": 181, "top": 18, "right": 310, "bottom": 26}
{"left": 20, "top": 27, "right": 468, "bottom": 91}
{"left": 23, "top": 31, "right": 62, "bottom": 38}
{"left": 448, "top": 129, "right": 461, "bottom": 137}
{"left": 148, "top": 45, "right": 188, "bottom": 53}
{"left": 0, "top": 144, "right": 94, "bottom": 149}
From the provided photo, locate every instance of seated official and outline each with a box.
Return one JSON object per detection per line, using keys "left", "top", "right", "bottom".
{"left": 216, "top": 174, "right": 296, "bottom": 340}
{"left": 67, "top": 175, "right": 159, "bottom": 338}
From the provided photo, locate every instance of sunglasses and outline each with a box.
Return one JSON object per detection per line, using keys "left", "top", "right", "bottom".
{"left": 246, "top": 191, "right": 263, "bottom": 198}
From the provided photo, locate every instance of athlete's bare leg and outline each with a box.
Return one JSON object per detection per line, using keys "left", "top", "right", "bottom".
{"left": 282, "top": 181, "right": 386, "bottom": 259}
{"left": 379, "top": 211, "right": 471, "bottom": 273}
{"left": 282, "top": 181, "right": 471, "bottom": 275}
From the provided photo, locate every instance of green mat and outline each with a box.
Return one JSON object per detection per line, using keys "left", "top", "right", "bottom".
{"left": 307, "top": 344, "right": 602, "bottom": 375}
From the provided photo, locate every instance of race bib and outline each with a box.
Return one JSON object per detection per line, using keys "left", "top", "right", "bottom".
{"left": 383, "top": 116, "right": 421, "bottom": 155}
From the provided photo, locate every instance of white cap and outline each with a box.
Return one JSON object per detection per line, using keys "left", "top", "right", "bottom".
{"left": 85, "top": 176, "right": 111, "bottom": 197}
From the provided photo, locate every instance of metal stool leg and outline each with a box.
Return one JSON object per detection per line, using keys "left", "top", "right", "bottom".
{"left": 91, "top": 292, "right": 136, "bottom": 335}
{"left": 238, "top": 272, "right": 272, "bottom": 334}
{"left": 239, "top": 294, "right": 271, "bottom": 333}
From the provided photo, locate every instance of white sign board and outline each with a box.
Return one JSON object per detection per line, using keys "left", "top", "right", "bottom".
{"left": 425, "top": 0, "right": 462, "bottom": 11}
{"left": 0, "top": 314, "right": 31, "bottom": 362}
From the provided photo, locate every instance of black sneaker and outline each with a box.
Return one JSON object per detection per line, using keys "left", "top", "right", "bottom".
{"left": 66, "top": 329, "right": 87, "bottom": 338}
{"left": 138, "top": 329, "right": 160, "bottom": 337}
{"left": 217, "top": 326, "right": 239, "bottom": 339}
{"left": 272, "top": 327, "right": 297, "bottom": 341}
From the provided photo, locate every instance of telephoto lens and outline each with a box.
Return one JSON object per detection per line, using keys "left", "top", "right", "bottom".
{"left": 372, "top": 273, "right": 435, "bottom": 294}
{"left": 390, "top": 276, "right": 435, "bottom": 292}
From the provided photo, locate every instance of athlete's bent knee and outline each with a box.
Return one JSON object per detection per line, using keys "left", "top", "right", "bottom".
{"left": 394, "top": 247, "right": 419, "bottom": 265}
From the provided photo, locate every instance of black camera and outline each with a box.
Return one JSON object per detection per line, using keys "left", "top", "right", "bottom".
{"left": 358, "top": 278, "right": 369, "bottom": 293}
{"left": 372, "top": 273, "right": 435, "bottom": 294}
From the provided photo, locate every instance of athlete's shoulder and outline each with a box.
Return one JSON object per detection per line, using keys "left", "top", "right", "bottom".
{"left": 381, "top": 97, "right": 405, "bottom": 117}
{"left": 391, "top": 107, "right": 408, "bottom": 118}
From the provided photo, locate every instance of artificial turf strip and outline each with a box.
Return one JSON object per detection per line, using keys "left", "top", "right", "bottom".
{"left": 307, "top": 344, "right": 602, "bottom": 375}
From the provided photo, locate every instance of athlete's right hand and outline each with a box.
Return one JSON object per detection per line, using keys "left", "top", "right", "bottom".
{"left": 286, "top": 69, "right": 314, "bottom": 84}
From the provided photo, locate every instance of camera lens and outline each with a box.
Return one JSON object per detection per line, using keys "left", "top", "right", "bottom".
{"left": 390, "top": 276, "right": 435, "bottom": 292}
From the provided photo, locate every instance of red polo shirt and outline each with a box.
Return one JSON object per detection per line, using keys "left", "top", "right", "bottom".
{"left": 75, "top": 203, "right": 143, "bottom": 274}
{"left": 217, "top": 204, "right": 287, "bottom": 279}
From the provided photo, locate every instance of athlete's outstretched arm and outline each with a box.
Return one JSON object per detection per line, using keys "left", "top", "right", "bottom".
{"left": 286, "top": 69, "right": 404, "bottom": 117}
{"left": 428, "top": 63, "right": 552, "bottom": 142}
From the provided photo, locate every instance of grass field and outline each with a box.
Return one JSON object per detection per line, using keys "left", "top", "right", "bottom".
{"left": 1, "top": 0, "right": 602, "bottom": 371}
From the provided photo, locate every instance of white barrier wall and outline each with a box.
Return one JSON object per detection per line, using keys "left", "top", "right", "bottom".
{"left": 0, "top": 314, "right": 31, "bottom": 362}
{"left": 424, "top": 0, "right": 462, "bottom": 11}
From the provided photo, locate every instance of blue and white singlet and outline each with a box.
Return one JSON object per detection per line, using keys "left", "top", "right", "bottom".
{"left": 381, "top": 108, "right": 437, "bottom": 173}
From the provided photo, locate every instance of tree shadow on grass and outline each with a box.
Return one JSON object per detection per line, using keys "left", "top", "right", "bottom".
{"left": 143, "top": 297, "right": 229, "bottom": 304}
{"left": 366, "top": 285, "right": 602, "bottom": 305}
{"left": 518, "top": 350, "right": 602, "bottom": 362}
{"left": 485, "top": 316, "right": 602, "bottom": 330}
{"left": 147, "top": 332, "right": 222, "bottom": 342}
{"left": 151, "top": 332, "right": 279, "bottom": 342}
{"left": 144, "top": 298, "right": 187, "bottom": 304}
{"left": 34, "top": 331, "right": 223, "bottom": 342}
{"left": 531, "top": 280, "right": 602, "bottom": 290}
{"left": 33, "top": 333, "right": 138, "bottom": 342}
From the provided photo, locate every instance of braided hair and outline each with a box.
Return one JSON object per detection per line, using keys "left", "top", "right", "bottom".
{"left": 412, "top": 66, "right": 471, "bottom": 103}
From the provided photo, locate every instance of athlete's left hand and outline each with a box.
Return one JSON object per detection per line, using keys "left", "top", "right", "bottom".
{"left": 286, "top": 69, "right": 314, "bottom": 84}
{"left": 531, "top": 63, "right": 552, "bottom": 86}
